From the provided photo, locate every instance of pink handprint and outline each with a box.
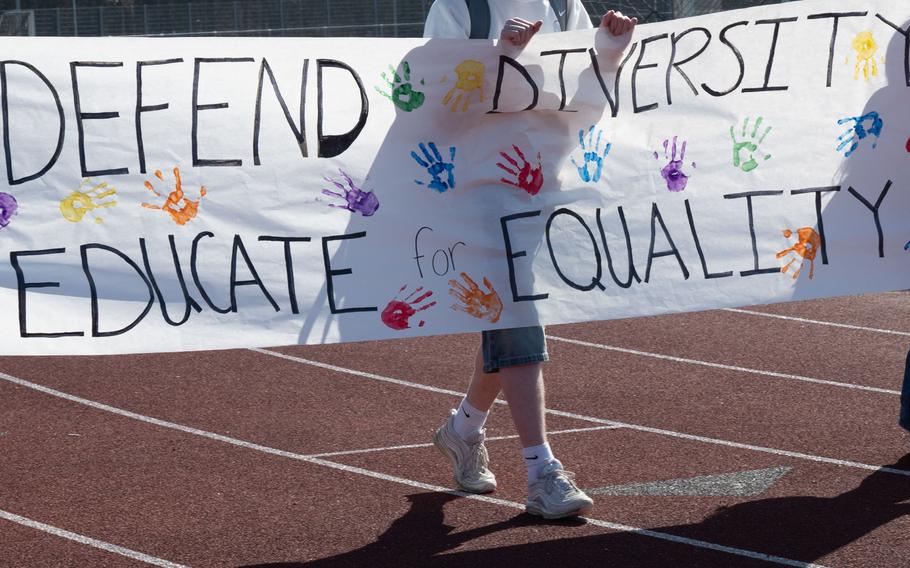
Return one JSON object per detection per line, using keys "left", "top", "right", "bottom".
{"left": 497, "top": 145, "right": 543, "bottom": 196}
{"left": 381, "top": 285, "right": 437, "bottom": 330}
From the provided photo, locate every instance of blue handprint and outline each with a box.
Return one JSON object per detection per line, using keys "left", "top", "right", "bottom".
{"left": 411, "top": 142, "right": 456, "bottom": 193}
{"left": 571, "top": 126, "right": 612, "bottom": 183}
{"left": 836, "top": 111, "right": 883, "bottom": 157}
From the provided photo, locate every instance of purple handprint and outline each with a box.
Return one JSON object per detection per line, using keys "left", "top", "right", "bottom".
{"left": 412, "top": 142, "right": 456, "bottom": 193}
{"left": 0, "top": 192, "right": 18, "bottom": 228}
{"left": 654, "top": 136, "right": 695, "bottom": 192}
{"left": 321, "top": 170, "right": 379, "bottom": 216}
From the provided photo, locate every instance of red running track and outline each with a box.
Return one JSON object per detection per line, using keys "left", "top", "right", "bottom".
{"left": 2, "top": 291, "right": 910, "bottom": 567}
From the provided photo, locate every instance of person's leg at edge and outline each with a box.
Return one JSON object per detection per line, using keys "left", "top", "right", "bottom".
{"left": 900, "top": 348, "right": 910, "bottom": 432}
{"left": 431, "top": 339, "right": 500, "bottom": 494}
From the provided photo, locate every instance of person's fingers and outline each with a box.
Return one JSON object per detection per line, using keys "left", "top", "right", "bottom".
{"left": 522, "top": 21, "right": 542, "bottom": 44}
{"left": 518, "top": 27, "right": 530, "bottom": 44}
{"left": 500, "top": 28, "right": 519, "bottom": 42}
{"left": 600, "top": 10, "right": 614, "bottom": 29}
{"left": 613, "top": 12, "right": 627, "bottom": 34}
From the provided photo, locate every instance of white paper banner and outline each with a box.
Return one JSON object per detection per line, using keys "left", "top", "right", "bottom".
{"left": 0, "top": 0, "right": 908, "bottom": 355}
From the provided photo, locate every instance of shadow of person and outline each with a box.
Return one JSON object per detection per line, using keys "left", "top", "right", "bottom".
{"left": 240, "top": 454, "right": 910, "bottom": 567}
{"left": 296, "top": 30, "right": 633, "bottom": 345}
{"left": 785, "top": 17, "right": 910, "bottom": 434}
{"left": 786, "top": 15, "right": 910, "bottom": 300}
{"left": 237, "top": 491, "right": 577, "bottom": 568}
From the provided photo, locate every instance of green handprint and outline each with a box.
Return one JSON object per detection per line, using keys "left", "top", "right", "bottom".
{"left": 375, "top": 61, "right": 425, "bottom": 112}
{"left": 730, "top": 116, "right": 772, "bottom": 173}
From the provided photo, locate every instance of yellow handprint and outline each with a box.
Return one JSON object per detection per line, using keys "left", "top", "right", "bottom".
{"left": 849, "top": 31, "right": 883, "bottom": 81}
{"left": 59, "top": 178, "right": 117, "bottom": 224}
{"left": 441, "top": 60, "right": 484, "bottom": 112}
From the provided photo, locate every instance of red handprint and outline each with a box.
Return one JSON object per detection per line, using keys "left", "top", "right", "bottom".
{"left": 497, "top": 145, "right": 543, "bottom": 196}
{"left": 381, "top": 285, "right": 437, "bottom": 330}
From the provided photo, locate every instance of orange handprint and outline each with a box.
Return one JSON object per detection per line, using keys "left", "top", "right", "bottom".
{"left": 777, "top": 227, "right": 821, "bottom": 280}
{"left": 449, "top": 272, "right": 503, "bottom": 323}
{"left": 142, "top": 167, "right": 207, "bottom": 225}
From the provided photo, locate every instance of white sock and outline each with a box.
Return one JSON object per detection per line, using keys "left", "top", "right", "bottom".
{"left": 453, "top": 398, "right": 489, "bottom": 440}
{"left": 523, "top": 442, "right": 555, "bottom": 483}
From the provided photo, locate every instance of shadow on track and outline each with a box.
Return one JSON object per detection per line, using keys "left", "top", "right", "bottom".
{"left": 239, "top": 454, "right": 910, "bottom": 567}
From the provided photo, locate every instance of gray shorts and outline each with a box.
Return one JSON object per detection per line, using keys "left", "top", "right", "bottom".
{"left": 481, "top": 325, "right": 549, "bottom": 373}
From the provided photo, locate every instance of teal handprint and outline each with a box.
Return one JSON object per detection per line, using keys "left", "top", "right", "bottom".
{"left": 571, "top": 126, "right": 612, "bottom": 183}
{"left": 730, "top": 116, "right": 772, "bottom": 173}
{"left": 375, "top": 61, "right": 425, "bottom": 112}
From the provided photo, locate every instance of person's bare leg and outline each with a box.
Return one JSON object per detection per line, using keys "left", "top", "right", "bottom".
{"left": 464, "top": 345, "right": 501, "bottom": 412}
{"left": 464, "top": 341, "right": 545, "bottom": 447}
{"left": 497, "top": 362, "right": 546, "bottom": 448}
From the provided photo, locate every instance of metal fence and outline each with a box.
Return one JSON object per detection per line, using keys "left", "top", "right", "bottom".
{"left": 1, "top": 0, "right": 793, "bottom": 37}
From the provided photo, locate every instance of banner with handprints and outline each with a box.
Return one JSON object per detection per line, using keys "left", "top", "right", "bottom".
{"left": 0, "top": 0, "right": 908, "bottom": 355}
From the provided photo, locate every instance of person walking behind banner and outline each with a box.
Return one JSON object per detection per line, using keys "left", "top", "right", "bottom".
{"left": 425, "top": 0, "right": 636, "bottom": 520}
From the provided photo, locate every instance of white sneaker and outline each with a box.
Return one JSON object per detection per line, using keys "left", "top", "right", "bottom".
{"left": 433, "top": 410, "right": 497, "bottom": 493}
{"left": 526, "top": 460, "right": 594, "bottom": 519}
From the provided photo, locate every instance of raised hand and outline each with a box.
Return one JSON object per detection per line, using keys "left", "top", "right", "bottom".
{"left": 497, "top": 145, "right": 543, "bottom": 195}
{"left": 500, "top": 17, "right": 542, "bottom": 46}
{"left": 600, "top": 10, "right": 637, "bottom": 35}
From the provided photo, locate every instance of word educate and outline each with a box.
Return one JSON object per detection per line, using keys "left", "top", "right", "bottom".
{"left": 3, "top": 11, "right": 907, "bottom": 187}
{"left": 9, "top": 179, "right": 893, "bottom": 339}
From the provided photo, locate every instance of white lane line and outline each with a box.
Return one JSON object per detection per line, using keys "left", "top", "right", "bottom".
{"left": 0, "top": 372, "right": 824, "bottom": 568}
{"left": 0, "top": 509, "right": 189, "bottom": 568}
{"left": 723, "top": 308, "right": 910, "bottom": 338}
{"left": 307, "top": 425, "right": 619, "bottom": 458}
{"left": 251, "top": 348, "right": 910, "bottom": 477}
{"left": 251, "top": 347, "right": 628, "bottom": 423}
{"left": 546, "top": 335, "right": 900, "bottom": 396}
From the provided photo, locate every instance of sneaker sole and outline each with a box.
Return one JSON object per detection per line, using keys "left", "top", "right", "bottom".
{"left": 432, "top": 428, "right": 496, "bottom": 494}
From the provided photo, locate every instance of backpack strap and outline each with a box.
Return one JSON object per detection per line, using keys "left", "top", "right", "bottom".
{"left": 465, "top": 0, "right": 491, "bottom": 39}
{"left": 549, "top": 0, "right": 569, "bottom": 31}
